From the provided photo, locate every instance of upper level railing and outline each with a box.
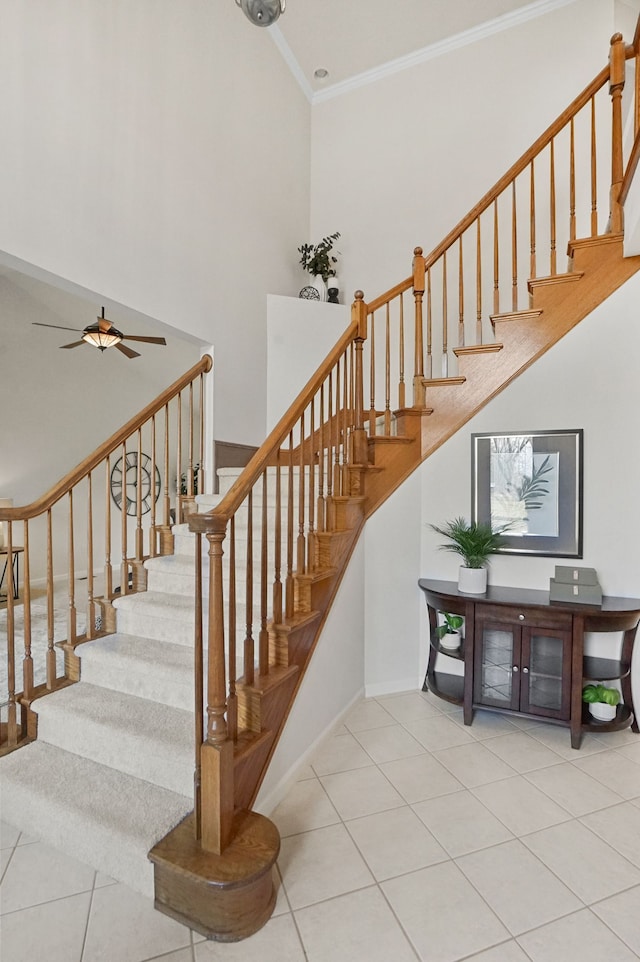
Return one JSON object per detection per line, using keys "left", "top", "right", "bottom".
{"left": 0, "top": 355, "right": 211, "bottom": 753}
{"left": 191, "top": 25, "right": 640, "bottom": 857}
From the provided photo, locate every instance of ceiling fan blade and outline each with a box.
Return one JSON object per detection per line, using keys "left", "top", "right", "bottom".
{"left": 115, "top": 342, "right": 141, "bottom": 359}
{"left": 33, "top": 322, "right": 82, "bottom": 332}
{"left": 60, "top": 340, "right": 87, "bottom": 349}
{"left": 121, "top": 335, "right": 167, "bottom": 345}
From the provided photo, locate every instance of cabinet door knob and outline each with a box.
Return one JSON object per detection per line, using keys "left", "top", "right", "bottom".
{"left": 513, "top": 665, "right": 519, "bottom": 672}
{"left": 523, "top": 667, "right": 529, "bottom": 674}
{"left": 518, "top": 613, "right": 525, "bottom": 621}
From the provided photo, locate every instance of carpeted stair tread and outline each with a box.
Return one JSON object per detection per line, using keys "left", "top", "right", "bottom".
{"left": 0, "top": 741, "right": 192, "bottom": 896}
{"left": 79, "top": 634, "right": 194, "bottom": 710}
{"left": 35, "top": 682, "right": 194, "bottom": 796}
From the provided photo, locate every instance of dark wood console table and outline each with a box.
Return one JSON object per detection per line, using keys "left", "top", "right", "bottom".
{"left": 418, "top": 579, "right": 640, "bottom": 749}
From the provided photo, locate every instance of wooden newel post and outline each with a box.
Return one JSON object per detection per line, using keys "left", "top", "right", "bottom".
{"left": 412, "top": 247, "right": 427, "bottom": 408}
{"left": 609, "top": 32, "right": 626, "bottom": 233}
{"left": 200, "top": 516, "right": 234, "bottom": 855}
{"left": 351, "top": 291, "right": 369, "bottom": 467}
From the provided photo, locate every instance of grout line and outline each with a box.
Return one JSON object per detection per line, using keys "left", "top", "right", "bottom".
{"left": 79, "top": 874, "right": 97, "bottom": 962}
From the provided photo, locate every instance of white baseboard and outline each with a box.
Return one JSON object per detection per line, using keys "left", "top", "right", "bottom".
{"left": 364, "top": 676, "right": 424, "bottom": 697}
{"left": 254, "top": 686, "right": 365, "bottom": 818}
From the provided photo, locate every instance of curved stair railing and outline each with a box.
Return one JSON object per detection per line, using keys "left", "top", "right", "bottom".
{"left": 0, "top": 355, "right": 212, "bottom": 754}
{"left": 150, "top": 24, "right": 640, "bottom": 941}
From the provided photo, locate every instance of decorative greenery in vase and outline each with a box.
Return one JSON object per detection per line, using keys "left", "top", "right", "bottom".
{"left": 436, "top": 612, "right": 464, "bottom": 640}
{"left": 430, "top": 517, "right": 511, "bottom": 569}
{"left": 582, "top": 684, "right": 620, "bottom": 707}
{"left": 298, "top": 232, "right": 341, "bottom": 282}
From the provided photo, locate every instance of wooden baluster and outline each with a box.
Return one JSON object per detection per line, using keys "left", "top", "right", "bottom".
{"left": 326, "top": 371, "right": 334, "bottom": 510}
{"left": 308, "top": 398, "right": 317, "bottom": 571}
{"left": 86, "top": 474, "right": 95, "bottom": 639}
{"left": 150, "top": 415, "right": 157, "bottom": 558}
{"left": 398, "top": 293, "right": 406, "bottom": 408}
{"left": 530, "top": 159, "right": 537, "bottom": 280}
{"left": 636, "top": 32, "right": 639, "bottom": 138}
{"left": 188, "top": 380, "right": 195, "bottom": 499}
{"left": 198, "top": 372, "right": 205, "bottom": 496}
{"left": 412, "top": 247, "right": 426, "bottom": 405}
{"left": 244, "top": 490, "right": 255, "bottom": 686}
{"left": 351, "top": 291, "right": 368, "bottom": 469}
{"left": 368, "top": 319, "right": 376, "bottom": 435}
{"left": 341, "top": 351, "right": 349, "bottom": 486}
{"left": 163, "top": 403, "right": 171, "bottom": 530}
{"left": 200, "top": 519, "right": 234, "bottom": 855}
{"left": 194, "top": 529, "right": 203, "bottom": 837}
{"left": 591, "top": 95, "right": 598, "bottom": 235}
{"left": 104, "top": 458, "right": 113, "bottom": 600}
{"left": 348, "top": 341, "right": 355, "bottom": 472}
{"left": 334, "top": 358, "right": 342, "bottom": 494}
{"left": 274, "top": 451, "right": 283, "bottom": 622}
{"left": 298, "top": 413, "right": 307, "bottom": 573}
{"left": 67, "top": 489, "right": 77, "bottom": 643}
{"left": 549, "top": 138, "right": 557, "bottom": 275}
{"left": 135, "top": 430, "right": 144, "bottom": 574}
{"left": 228, "top": 516, "right": 238, "bottom": 739}
{"left": 384, "top": 304, "right": 391, "bottom": 434}
{"left": 259, "top": 471, "right": 269, "bottom": 676}
{"left": 476, "top": 218, "right": 482, "bottom": 344}
{"left": 120, "top": 442, "right": 128, "bottom": 595}
{"left": 426, "top": 269, "right": 433, "bottom": 378}
{"left": 493, "top": 199, "right": 500, "bottom": 316}
{"left": 6, "top": 522, "right": 17, "bottom": 745}
{"left": 176, "top": 392, "right": 183, "bottom": 523}
{"left": 609, "top": 32, "right": 626, "bottom": 233}
{"left": 22, "top": 521, "right": 33, "bottom": 700}
{"left": 46, "top": 508, "right": 55, "bottom": 688}
{"left": 317, "top": 384, "right": 326, "bottom": 533}
{"left": 511, "top": 180, "right": 518, "bottom": 311}
{"left": 569, "top": 117, "right": 576, "bottom": 242}
{"left": 285, "top": 429, "right": 295, "bottom": 616}
{"left": 441, "top": 250, "right": 449, "bottom": 377}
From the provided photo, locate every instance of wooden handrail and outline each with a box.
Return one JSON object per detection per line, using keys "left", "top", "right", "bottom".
{"left": 620, "top": 128, "right": 640, "bottom": 206}
{"left": 1, "top": 355, "right": 212, "bottom": 521}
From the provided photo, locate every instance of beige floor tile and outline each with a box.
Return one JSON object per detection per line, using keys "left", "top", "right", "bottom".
{"left": 403, "top": 713, "right": 476, "bottom": 751}
{"left": 522, "top": 820, "right": 640, "bottom": 903}
{"left": 472, "top": 775, "right": 571, "bottom": 836}
{"left": 0, "top": 890, "right": 91, "bottom": 962}
{"left": 194, "top": 913, "right": 306, "bottom": 961}
{"left": 343, "top": 699, "right": 397, "bottom": 732}
{"left": 1, "top": 848, "right": 13, "bottom": 881}
{"left": 271, "top": 865, "right": 290, "bottom": 917}
{"left": 466, "top": 942, "right": 531, "bottom": 961}
{"left": 457, "top": 839, "right": 582, "bottom": 935}
{"left": 382, "top": 860, "right": 509, "bottom": 961}
{"left": 580, "top": 802, "right": 640, "bottom": 867}
{"left": 82, "top": 883, "right": 192, "bottom": 962}
{"left": 449, "top": 708, "right": 520, "bottom": 739}
{"left": 0, "top": 840, "right": 96, "bottom": 914}
{"left": 278, "top": 823, "right": 373, "bottom": 910}
{"left": 294, "top": 885, "right": 417, "bottom": 962}
{"left": 591, "top": 885, "right": 640, "bottom": 956}
{"left": 524, "top": 723, "right": 605, "bottom": 758}
{"left": 345, "top": 805, "right": 448, "bottom": 879}
{"left": 0, "top": 821, "right": 20, "bottom": 850}
{"left": 375, "top": 690, "right": 443, "bottom": 722}
{"left": 379, "top": 752, "right": 464, "bottom": 803}
{"left": 319, "top": 765, "right": 405, "bottom": 820}
{"left": 147, "top": 950, "right": 193, "bottom": 962}
{"left": 296, "top": 764, "right": 316, "bottom": 781}
{"left": 613, "top": 741, "right": 640, "bottom": 765}
{"left": 483, "top": 731, "right": 564, "bottom": 773}
{"left": 434, "top": 741, "right": 517, "bottom": 788}
{"left": 270, "top": 777, "right": 340, "bottom": 837}
{"left": 573, "top": 751, "right": 640, "bottom": 799}
{"left": 525, "top": 760, "right": 623, "bottom": 816}
{"left": 413, "top": 790, "right": 514, "bottom": 857}
{"left": 310, "top": 732, "right": 374, "bottom": 776}
{"left": 517, "top": 907, "right": 639, "bottom": 961}
{"left": 353, "top": 723, "right": 425, "bottom": 763}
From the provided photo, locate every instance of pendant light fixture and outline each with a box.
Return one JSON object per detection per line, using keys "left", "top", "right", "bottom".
{"left": 82, "top": 307, "right": 124, "bottom": 351}
{"left": 235, "top": 0, "right": 285, "bottom": 27}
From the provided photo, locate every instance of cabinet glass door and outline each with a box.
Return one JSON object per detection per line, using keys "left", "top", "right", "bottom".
{"left": 475, "top": 627, "right": 518, "bottom": 709}
{"left": 521, "top": 630, "right": 570, "bottom": 719}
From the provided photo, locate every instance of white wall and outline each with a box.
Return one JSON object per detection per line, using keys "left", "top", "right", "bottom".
{"left": 0, "top": 0, "right": 311, "bottom": 447}
{"left": 309, "top": 0, "right": 616, "bottom": 304}
{"left": 364, "top": 270, "right": 640, "bottom": 705}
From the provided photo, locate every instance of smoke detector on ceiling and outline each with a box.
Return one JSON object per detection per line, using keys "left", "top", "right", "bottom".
{"left": 235, "top": 0, "right": 285, "bottom": 27}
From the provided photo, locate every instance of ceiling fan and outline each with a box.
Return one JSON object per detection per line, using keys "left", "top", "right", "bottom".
{"left": 33, "top": 307, "right": 167, "bottom": 359}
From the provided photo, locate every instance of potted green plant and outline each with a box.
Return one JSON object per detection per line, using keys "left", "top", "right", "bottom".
{"left": 582, "top": 683, "right": 621, "bottom": 722}
{"left": 436, "top": 611, "right": 464, "bottom": 651}
{"left": 298, "top": 231, "right": 340, "bottom": 300}
{"left": 430, "top": 516, "right": 511, "bottom": 593}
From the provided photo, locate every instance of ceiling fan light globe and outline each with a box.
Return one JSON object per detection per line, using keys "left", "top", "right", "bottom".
{"left": 82, "top": 324, "right": 123, "bottom": 352}
{"left": 235, "top": 0, "right": 285, "bottom": 27}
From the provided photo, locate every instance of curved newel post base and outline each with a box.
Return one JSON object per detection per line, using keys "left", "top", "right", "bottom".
{"left": 149, "top": 810, "right": 280, "bottom": 942}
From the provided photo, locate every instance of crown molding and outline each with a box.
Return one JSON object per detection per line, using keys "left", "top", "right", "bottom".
{"left": 271, "top": 0, "right": 580, "bottom": 106}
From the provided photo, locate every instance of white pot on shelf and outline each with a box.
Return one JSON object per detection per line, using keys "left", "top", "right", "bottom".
{"left": 588, "top": 701, "right": 618, "bottom": 722}
{"left": 458, "top": 565, "right": 487, "bottom": 594}
{"left": 439, "top": 630, "right": 462, "bottom": 652}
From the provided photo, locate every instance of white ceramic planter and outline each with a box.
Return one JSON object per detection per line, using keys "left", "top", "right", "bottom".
{"left": 458, "top": 566, "right": 487, "bottom": 594}
{"left": 439, "top": 630, "right": 462, "bottom": 651}
{"left": 588, "top": 701, "right": 617, "bottom": 722}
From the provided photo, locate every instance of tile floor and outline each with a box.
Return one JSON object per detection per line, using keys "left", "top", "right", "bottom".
{"left": 2, "top": 689, "right": 640, "bottom": 961}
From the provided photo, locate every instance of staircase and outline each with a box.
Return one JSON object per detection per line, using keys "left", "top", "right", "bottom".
{"left": 1, "top": 22, "right": 640, "bottom": 944}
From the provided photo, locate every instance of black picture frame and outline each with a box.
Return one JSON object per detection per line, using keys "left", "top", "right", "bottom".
{"left": 471, "top": 429, "right": 583, "bottom": 558}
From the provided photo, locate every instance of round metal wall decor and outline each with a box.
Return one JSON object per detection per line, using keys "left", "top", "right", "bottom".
{"left": 110, "top": 452, "right": 161, "bottom": 516}
{"left": 299, "top": 285, "right": 321, "bottom": 300}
